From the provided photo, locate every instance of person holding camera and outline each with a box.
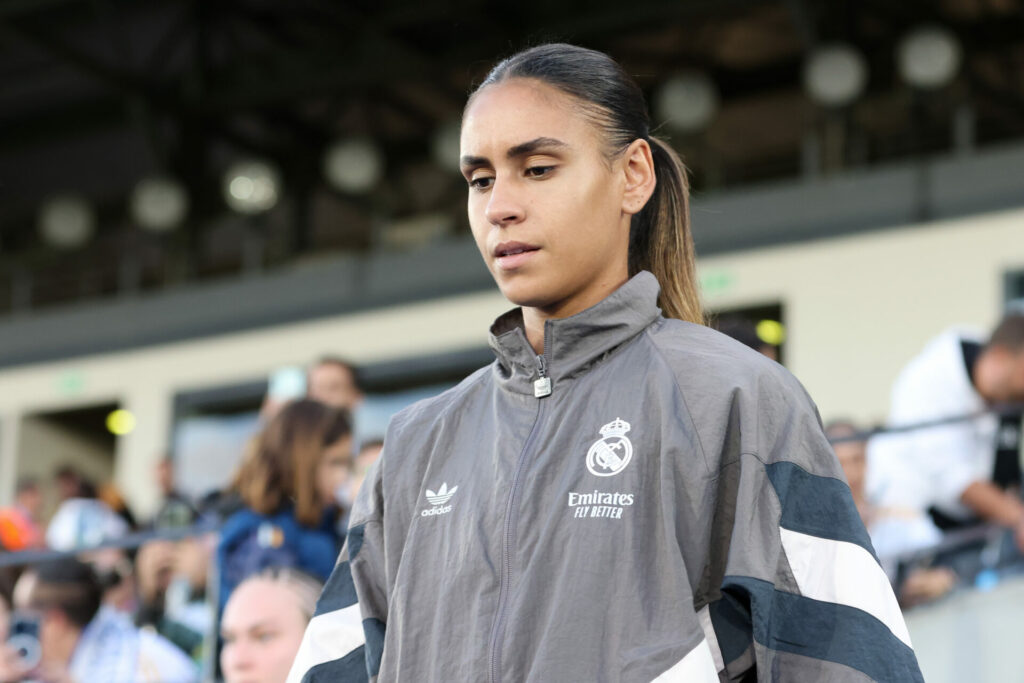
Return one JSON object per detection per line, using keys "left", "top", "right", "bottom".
{"left": 1, "top": 558, "right": 197, "bottom": 683}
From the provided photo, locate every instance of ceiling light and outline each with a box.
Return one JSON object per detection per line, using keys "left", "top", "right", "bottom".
{"left": 897, "top": 26, "right": 962, "bottom": 89}
{"left": 803, "top": 44, "right": 868, "bottom": 107}
{"left": 324, "top": 138, "right": 384, "bottom": 193}
{"left": 223, "top": 160, "right": 281, "bottom": 214}
{"left": 654, "top": 71, "right": 720, "bottom": 132}
{"left": 130, "top": 177, "right": 188, "bottom": 232}
{"left": 38, "top": 194, "right": 95, "bottom": 249}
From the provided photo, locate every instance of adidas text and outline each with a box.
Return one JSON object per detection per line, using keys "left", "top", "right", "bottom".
{"left": 421, "top": 505, "right": 453, "bottom": 517}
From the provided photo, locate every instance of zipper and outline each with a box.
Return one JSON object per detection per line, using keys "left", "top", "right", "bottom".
{"left": 533, "top": 353, "right": 551, "bottom": 398}
{"left": 488, "top": 352, "right": 551, "bottom": 683}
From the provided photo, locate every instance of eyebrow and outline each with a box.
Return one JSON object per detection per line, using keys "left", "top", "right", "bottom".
{"left": 460, "top": 137, "right": 569, "bottom": 169}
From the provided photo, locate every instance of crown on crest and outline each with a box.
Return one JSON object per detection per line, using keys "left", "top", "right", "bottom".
{"left": 599, "top": 417, "right": 631, "bottom": 438}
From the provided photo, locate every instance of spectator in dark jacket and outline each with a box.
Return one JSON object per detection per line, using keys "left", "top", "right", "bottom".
{"left": 216, "top": 399, "right": 352, "bottom": 609}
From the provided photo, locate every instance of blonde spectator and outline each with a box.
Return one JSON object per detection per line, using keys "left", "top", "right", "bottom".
{"left": 220, "top": 568, "right": 322, "bottom": 683}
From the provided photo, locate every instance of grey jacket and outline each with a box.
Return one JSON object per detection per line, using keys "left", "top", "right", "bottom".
{"left": 287, "top": 272, "right": 923, "bottom": 683}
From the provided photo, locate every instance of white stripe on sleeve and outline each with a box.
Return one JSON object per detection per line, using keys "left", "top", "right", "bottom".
{"left": 650, "top": 638, "right": 719, "bottom": 682}
{"left": 780, "top": 527, "right": 912, "bottom": 648}
{"left": 285, "top": 604, "right": 364, "bottom": 683}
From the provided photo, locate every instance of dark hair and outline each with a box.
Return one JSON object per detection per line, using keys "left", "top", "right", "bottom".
{"left": 234, "top": 399, "right": 352, "bottom": 526}
{"left": 30, "top": 558, "right": 103, "bottom": 629}
{"left": 989, "top": 314, "right": 1024, "bottom": 351}
{"left": 311, "top": 355, "right": 364, "bottom": 392}
{"left": 469, "top": 43, "right": 703, "bottom": 324}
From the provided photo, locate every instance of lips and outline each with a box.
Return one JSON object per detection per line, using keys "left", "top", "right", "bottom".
{"left": 493, "top": 241, "right": 540, "bottom": 270}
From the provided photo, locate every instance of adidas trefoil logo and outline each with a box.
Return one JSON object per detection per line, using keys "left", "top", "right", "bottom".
{"left": 426, "top": 483, "right": 458, "bottom": 505}
{"left": 422, "top": 482, "right": 458, "bottom": 517}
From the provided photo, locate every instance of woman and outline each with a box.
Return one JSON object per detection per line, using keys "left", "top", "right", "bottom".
{"left": 221, "top": 568, "right": 322, "bottom": 683}
{"left": 217, "top": 399, "right": 351, "bottom": 610}
{"left": 288, "top": 44, "right": 922, "bottom": 682}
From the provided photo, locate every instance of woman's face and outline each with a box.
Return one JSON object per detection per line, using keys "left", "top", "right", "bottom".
{"left": 315, "top": 435, "right": 352, "bottom": 507}
{"left": 461, "top": 79, "right": 638, "bottom": 319}
{"left": 220, "top": 579, "right": 309, "bottom": 683}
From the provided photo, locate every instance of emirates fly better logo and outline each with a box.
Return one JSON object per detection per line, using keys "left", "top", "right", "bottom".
{"left": 421, "top": 482, "right": 458, "bottom": 517}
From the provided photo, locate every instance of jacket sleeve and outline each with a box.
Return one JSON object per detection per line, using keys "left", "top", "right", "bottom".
{"left": 286, "top": 454, "right": 388, "bottom": 683}
{"left": 702, "top": 377, "right": 924, "bottom": 683}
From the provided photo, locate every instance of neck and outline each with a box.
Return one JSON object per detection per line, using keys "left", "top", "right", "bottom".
{"left": 520, "top": 272, "right": 631, "bottom": 355}
{"left": 49, "top": 626, "right": 82, "bottom": 669}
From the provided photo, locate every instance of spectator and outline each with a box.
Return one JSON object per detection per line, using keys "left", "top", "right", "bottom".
{"left": 307, "top": 356, "right": 363, "bottom": 411}
{"left": 150, "top": 456, "right": 199, "bottom": 531}
{"left": 97, "top": 482, "right": 138, "bottom": 531}
{"left": 1, "top": 558, "right": 197, "bottom": 682}
{"left": 827, "top": 421, "right": 955, "bottom": 606}
{"left": 52, "top": 466, "right": 85, "bottom": 504}
{"left": 867, "top": 314, "right": 1024, "bottom": 547}
{"left": 135, "top": 506, "right": 213, "bottom": 664}
{"left": 347, "top": 439, "right": 384, "bottom": 502}
{"left": 216, "top": 399, "right": 352, "bottom": 610}
{"left": 0, "top": 478, "right": 44, "bottom": 551}
{"left": 220, "top": 568, "right": 322, "bottom": 683}
{"left": 46, "top": 497, "right": 128, "bottom": 553}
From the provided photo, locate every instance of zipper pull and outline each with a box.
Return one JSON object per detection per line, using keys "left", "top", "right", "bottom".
{"left": 533, "top": 354, "right": 552, "bottom": 398}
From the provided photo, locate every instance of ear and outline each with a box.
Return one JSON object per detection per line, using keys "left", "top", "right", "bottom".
{"left": 620, "top": 138, "right": 656, "bottom": 217}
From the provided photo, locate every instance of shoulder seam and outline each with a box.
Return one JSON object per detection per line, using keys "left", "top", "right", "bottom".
{"left": 644, "top": 326, "right": 712, "bottom": 475}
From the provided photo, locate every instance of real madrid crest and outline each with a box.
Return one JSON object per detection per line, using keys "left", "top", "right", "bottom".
{"left": 586, "top": 417, "right": 633, "bottom": 477}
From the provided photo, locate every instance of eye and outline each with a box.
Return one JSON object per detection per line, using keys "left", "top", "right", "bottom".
{"left": 525, "top": 165, "right": 554, "bottom": 178}
{"left": 468, "top": 175, "right": 494, "bottom": 191}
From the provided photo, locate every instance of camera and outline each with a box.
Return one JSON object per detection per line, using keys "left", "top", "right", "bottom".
{"left": 7, "top": 611, "right": 41, "bottom": 670}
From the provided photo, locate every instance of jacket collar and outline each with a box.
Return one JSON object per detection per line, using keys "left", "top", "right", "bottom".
{"left": 487, "top": 271, "right": 662, "bottom": 395}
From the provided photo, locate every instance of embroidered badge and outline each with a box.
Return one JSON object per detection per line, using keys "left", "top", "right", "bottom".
{"left": 586, "top": 417, "right": 633, "bottom": 477}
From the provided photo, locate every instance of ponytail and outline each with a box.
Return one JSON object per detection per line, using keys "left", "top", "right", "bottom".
{"left": 474, "top": 44, "right": 705, "bottom": 325}
{"left": 630, "top": 137, "right": 704, "bottom": 324}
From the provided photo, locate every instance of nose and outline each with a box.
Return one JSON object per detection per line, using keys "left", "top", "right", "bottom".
{"left": 484, "top": 178, "right": 525, "bottom": 227}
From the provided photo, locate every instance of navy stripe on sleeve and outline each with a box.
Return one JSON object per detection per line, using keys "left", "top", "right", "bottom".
{"left": 723, "top": 576, "right": 923, "bottom": 683}
{"left": 314, "top": 560, "right": 359, "bottom": 617}
{"left": 765, "top": 461, "right": 876, "bottom": 559}
{"left": 300, "top": 646, "right": 367, "bottom": 682}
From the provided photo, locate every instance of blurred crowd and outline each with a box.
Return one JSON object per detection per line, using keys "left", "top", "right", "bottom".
{"left": 1, "top": 314, "right": 1022, "bottom": 682}
{"left": 0, "top": 356, "right": 382, "bottom": 683}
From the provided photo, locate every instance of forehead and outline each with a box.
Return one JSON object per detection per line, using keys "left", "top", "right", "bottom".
{"left": 311, "top": 362, "right": 353, "bottom": 383}
{"left": 461, "top": 79, "right": 598, "bottom": 154}
{"left": 222, "top": 580, "right": 301, "bottom": 628}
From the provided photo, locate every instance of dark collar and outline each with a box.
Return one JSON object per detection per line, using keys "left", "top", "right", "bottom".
{"left": 487, "top": 271, "right": 662, "bottom": 395}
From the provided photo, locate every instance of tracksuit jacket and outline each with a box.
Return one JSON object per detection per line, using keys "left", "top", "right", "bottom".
{"left": 287, "top": 271, "right": 924, "bottom": 683}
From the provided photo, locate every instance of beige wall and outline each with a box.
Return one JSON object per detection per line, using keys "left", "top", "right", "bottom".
{"left": 0, "top": 205, "right": 1022, "bottom": 514}
{"left": 700, "top": 206, "right": 1024, "bottom": 424}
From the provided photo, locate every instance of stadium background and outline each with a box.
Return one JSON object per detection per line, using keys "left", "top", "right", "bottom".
{"left": 0, "top": 2, "right": 1023, "bottom": 678}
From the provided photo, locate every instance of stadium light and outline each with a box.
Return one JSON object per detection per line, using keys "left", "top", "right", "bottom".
{"left": 432, "top": 120, "right": 462, "bottom": 173}
{"left": 803, "top": 44, "right": 868, "bottom": 107}
{"left": 223, "top": 160, "right": 281, "bottom": 214}
{"left": 130, "top": 177, "right": 188, "bottom": 232}
{"left": 38, "top": 194, "right": 95, "bottom": 249}
{"left": 654, "top": 71, "right": 719, "bottom": 132}
{"left": 897, "top": 26, "right": 962, "bottom": 89}
{"left": 323, "top": 138, "right": 384, "bottom": 193}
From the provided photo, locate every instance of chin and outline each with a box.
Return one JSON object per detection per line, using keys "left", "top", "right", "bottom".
{"left": 496, "top": 277, "right": 557, "bottom": 309}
